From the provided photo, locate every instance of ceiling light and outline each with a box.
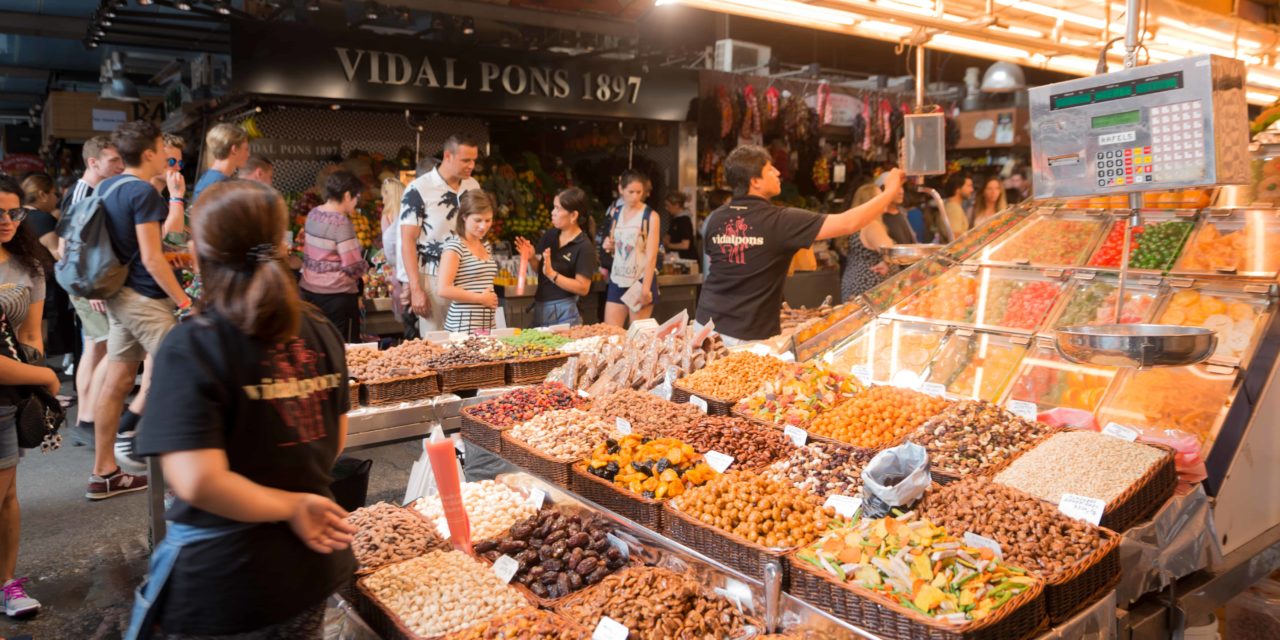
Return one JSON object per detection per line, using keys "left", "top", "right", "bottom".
{"left": 364, "top": 2, "right": 380, "bottom": 20}
{"left": 211, "top": 0, "right": 231, "bottom": 15}
{"left": 679, "top": 0, "right": 859, "bottom": 26}
{"left": 461, "top": 17, "right": 476, "bottom": 35}
{"left": 1248, "top": 71, "right": 1280, "bottom": 90}
{"left": 934, "top": 35, "right": 1029, "bottom": 61}
{"left": 977, "top": 59, "right": 1028, "bottom": 91}
{"left": 176, "top": 1, "right": 192, "bottom": 10}
{"left": 857, "top": 20, "right": 912, "bottom": 35}
{"left": 138, "top": 0, "right": 153, "bottom": 5}
{"left": 993, "top": 0, "right": 1106, "bottom": 31}
{"left": 998, "top": 25, "right": 1044, "bottom": 38}
{"left": 331, "top": 104, "right": 341, "bottom": 110}
{"left": 306, "top": 0, "right": 320, "bottom": 10}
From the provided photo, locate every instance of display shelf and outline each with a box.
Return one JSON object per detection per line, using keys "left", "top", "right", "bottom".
{"left": 1149, "top": 283, "right": 1274, "bottom": 367}
{"left": 1085, "top": 212, "right": 1197, "bottom": 274}
{"left": 1002, "top": 339, "right": 1121, "bottom": 427}
{"left": 791, "top": 300, "right": 877, "bottom": 362}
{"left": 978, "top": 211, "right": 1109, "bottom": 268}
{"left": 1172, "top": 208, "right": 1280, "bottom": 279}
{"left": 1043, "top": 272, "right": 1162, "bottom": 332}
{"left": 859, "top": 253, "right": 955, "bottom": 314}
{"left": 942, "top": 204, "right": 1035, "bottom": 263}
{"left": 972, "top": 267, "right": 1070, "bottom": 333}
{"left": 923, "top": 330, "right": 1030, "bottom": 401}
{"left": 1095, "top": 363, "right": 1239, "bottom": 459}
{"left": 888, "top": 264, "right": 982, "bottom": 324}
{"left": 824, "top": 319, "right": 949, "bottom": 388}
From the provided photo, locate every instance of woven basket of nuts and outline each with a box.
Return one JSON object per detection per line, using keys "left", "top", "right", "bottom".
{"left": 437, "top": 361, "right": 507, "bottom": 393}
{"left": 504, "top": 352, "right": 572, "bottom": 386}
{"left": 460, "top": 408, "right": 505, "bottom": 454}
{"left": 349, "top": 381, "right": 361, "bottom": 409}
{"left": 363, "top": 373, "right": 441, "bottom": 407}
{"left": 448, "top": 607, "right": 591, "bottom": 640}
{"left": 500, "top": 432, "right": 578, "bottom": 489}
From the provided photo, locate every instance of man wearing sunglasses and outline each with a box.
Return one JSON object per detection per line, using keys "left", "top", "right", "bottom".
{"left": 154, "top": 133, "right": 187, "bottom": 238}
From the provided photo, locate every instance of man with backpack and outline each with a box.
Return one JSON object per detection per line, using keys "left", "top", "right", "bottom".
{"left": 61, "top": 120, "right": 191, "bottom": 500}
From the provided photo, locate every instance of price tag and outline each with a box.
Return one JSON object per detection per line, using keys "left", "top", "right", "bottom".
{"left": 578, "top": 389, "right": 591, "bottom": 399}
{"left": 963, "top": 531, "right": 1004, "bottom": 559}
{"left": 921, "top": 382, "right": 947, "bottom": 397}
{"left": 823, "top": 495, "right": 863, "bottom": 518}
{"left": 1058, "top": 493, "right": 1106, "bottom": 525}
{"left": 425, "top": 330, "right": 451, "bottom": 344}
{"left": 592, "top": 616, "right": 630, "bottom": 640}
{"left": 1101, "top": 422, "right": 1140, "bottom": 442}
{"left": 490, "top": 328, "right": 518, "bottom": 338}
{"left": 492, "top": 554, "right": 520, "bottom": 583}
{"left": 346, "top": 342, "right": 379, "bottom": 351}
{"left": 715, "top": 577, "right": 755, "bottom": 613}
{"left": 850, "top": 364, "right": 873, "bottom": 385}
{"left": 615, "top": 417, "right": 633, "bottom": 435}
{"left": 1006, "top": 400, "right": 1038, "bottom": 421}
{"left": 783, "top": 425, "right": 808, "bottom": 447}
{"left": 527, "top": 488, "right": 546, "bottom": 509}
{"left": 690, "top": 395, "right": 709, "bottom": 413}
{"left": 704, "top": 451, "right": 734, "bottom": 473}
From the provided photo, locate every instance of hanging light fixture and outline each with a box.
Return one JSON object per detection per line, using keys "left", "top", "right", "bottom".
{"left": 980, "top": 61, "right": 1026, "bottom": 93}
{"left": 210, "top": 0, "right": 231, "bottom": 15}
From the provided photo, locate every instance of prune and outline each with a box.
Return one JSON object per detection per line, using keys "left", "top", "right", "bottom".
{"left": 586, "top": 566, "right": 610, "bottom": 584}
{"left": 566, "top": 532, "right": 589, "bottom": 548}
{"left": 655, "top": 458, "right": 670, "bottom": 473}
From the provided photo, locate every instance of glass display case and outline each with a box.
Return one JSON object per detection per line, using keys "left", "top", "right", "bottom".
{"left": 1044, "top": 273, "right": 1162, "bottom": 331}
{"left": 1150, "top": 284, "right": 1273, "bottom": 366}
{"left": 942, "top": 205, "right": 1033, "bottom": 262}
{"left": 978, "top": 211, "right": 1108, "bottom": 267}
{"left": 861, "top": 254, "right": 954, "bottom": 314}
{"left": 923, "top": 330, "right": 1029, "bottom": 401}
{"left": 1095, "top": 364, "right": 1238, "bottom": 454}
{"left": 1172, "top": 209, "right": 1280, "bottom": 279}
{"left": 1003, "top": 339, "right": 1120, "bottom": 426}
{"left": 1085, "top": 212, "right": 1196, "bottom": 273}
{"left": 824, "top": 319, "right": 948, "bottom": 388}
{"left": 889, "top": 265, "right": 981, "bottom": 324}
{"left": 972, "top": 267, "right": 1069, "bottom": 333}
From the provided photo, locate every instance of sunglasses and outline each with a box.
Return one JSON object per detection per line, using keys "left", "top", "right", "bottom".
{"left": 167, "top": 158, "right": 185, "bottom": 169}
{"left": 0, "top": 208, "right": 28, "bottom": 223}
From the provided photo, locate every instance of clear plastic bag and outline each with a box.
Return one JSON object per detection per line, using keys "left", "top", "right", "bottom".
{"left": 860, "top": 442, "right": 932, "bottom": 518}
{"left": 1226, "top": 578, "right": 1280, "bottom": 640}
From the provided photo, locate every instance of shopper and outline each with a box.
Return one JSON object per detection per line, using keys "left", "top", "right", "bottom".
{"left": 240, "top": 153, "right": 274, "bottom": 187}
{"left": 696, "top": 145, "right": 903, "bottom": 343}
{"left": 129, "top": 180, "right": 356, "bottom": 640}
{"left": 436, "top": 190, "right": 498, "bottom": 333}
{"left": 20, "top": 175, "right": 77, "bottom": 373}
{"left": 379, "top": 177, "right": 407, "bottom": 321}
{"left": 514, "top": 187, "right": 597, "bottom": 327}
{"left": 399, "top": 135, "right": 480, "bottom": 334}
{"left": 192, "top": 123, "right": 249, "bottom": 203}
{"left": 92, "top": 120, "right": 193, "bottom": 498}
{"left": 602, "top": 170, "right": 660, "bottom": 327}
{"left": 973, "top": 175, "right": 1009, "bottom": 226}
{"left": 1004, "top": 167, "right": 1031, "bottom": 205}
{"left": 300, "top": 170, "right": 368, "bottom": 343}
{"left": 663, "top": 192, "right": 698, "bottom": 262}
{"left": 0, "top": 173, "right": 56, "bottom": 620}
{"left": 19, "top": 175, "right": 59, "bottom": 259}
{"left": 155, "top": 134, "right": 188, "bottom": 238}
{"left": 841, "top": 175, "right": 904, "bottom": 301}
{"left": 941, "top": 172, "right": 974, "bottom": 241}
{"left": 60, "top": 135, "right": 123, "bottom": 211}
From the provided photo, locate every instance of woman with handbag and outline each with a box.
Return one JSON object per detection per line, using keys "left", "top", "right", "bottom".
{"left": 128, "top": 180, "right": 355, "bottom": 639}
{"left": 0, "top": 174, "right": 57, "bottom": 619}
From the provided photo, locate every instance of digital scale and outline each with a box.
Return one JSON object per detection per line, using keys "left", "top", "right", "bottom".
{"left": 1029, "top": 54, "right": 1250, "bottom": 199}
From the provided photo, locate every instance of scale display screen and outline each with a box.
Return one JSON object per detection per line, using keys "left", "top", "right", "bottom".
{"left": 1091, "top": 109, "right": 1141, "bottom": 129}
{"left": 1050, "top": 71, "right": 1183, "bottom": 110}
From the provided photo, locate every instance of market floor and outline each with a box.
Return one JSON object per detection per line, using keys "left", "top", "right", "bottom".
{"left": 0, "top": 406, "right": 423, "bottom": 640}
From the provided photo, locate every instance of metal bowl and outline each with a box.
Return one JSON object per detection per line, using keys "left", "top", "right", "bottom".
{"left": 880, "top": 244, "right": 944, "bottom": 266}
{"left": 1055, "top": 324, "right": 1217, "bottom": 369}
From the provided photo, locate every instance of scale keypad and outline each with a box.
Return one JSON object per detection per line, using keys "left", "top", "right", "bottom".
{"left": 1093, "top": 99, "right": 1206, "bottom": 188}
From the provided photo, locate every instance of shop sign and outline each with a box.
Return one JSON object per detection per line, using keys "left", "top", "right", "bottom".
{"left": 231, "top": 22, "right": 697, "bottom": 122}
{"left": 248, "top": 138, "right": 342, "bottom": 161}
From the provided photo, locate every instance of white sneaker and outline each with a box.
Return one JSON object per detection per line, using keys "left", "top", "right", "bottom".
{"left": 2, "top": 577, "right": 40, "bottom": 618}
{"left": 114, "top": 430, "right": 147, "bottom": 475}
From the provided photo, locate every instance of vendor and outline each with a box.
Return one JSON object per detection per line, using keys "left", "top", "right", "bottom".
{"left": 663, "top": 192, "right": 698, "bottom": 262}
{"left": 696, "top": 145, "right": 904, "bottom": 344}
{"left": 514, "top": 187, "right": 597, "bottom": 327}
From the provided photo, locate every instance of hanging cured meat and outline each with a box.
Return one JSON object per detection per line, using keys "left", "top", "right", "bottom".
{"left": 862, "top": 96, "right": 873, "bottom": 152}
{"left": 765, "top": 86, "right": 781, "bottom": 122}
{"left": 816, "top": 82, "right": 832, "bottom": 126}
{"left": 813, "top": 155, "right": 831, "bottom": 192}
{"left": 718, "top": 86, "right": 734, "bottom": 140}
{"left": 742, "top": 85, "right": 761, "bottom": 139}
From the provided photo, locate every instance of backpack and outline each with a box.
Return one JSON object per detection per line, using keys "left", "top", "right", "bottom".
{"left": 54, "top": 175, "right": 138, "bottom": 299}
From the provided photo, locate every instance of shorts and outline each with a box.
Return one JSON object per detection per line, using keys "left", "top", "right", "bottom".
{"left": 533, "top": 298, "right": 582, "bottom": 327}
{"left": 71, "top": 296, "right": 110, "bottom": 343}
{"left": 605, "top": 279, "right": 659, "bottom": 307}
{"left": 105, "top": 287, "right": 177, "bottom": 363}
{"left": 413, "top": 270, "right": 451, "bottom": 336}
{"left": 0, "top": 405, "right": 17, "bottom": 470}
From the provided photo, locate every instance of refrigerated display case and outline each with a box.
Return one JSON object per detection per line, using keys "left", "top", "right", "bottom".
{"left": 1172, "top": 209, "right": 1280, "bottom": 278}
{"left": 922, "top": 330, "right": 1029, "bottom": 401}
{"left": 823, "top": 318, "right": 948, "bottom": 388}
{"left": 1095, "top": 363, "right": 1238, "bottom": 452}
{"left": 1045, "top": 272, "right": 1162, "bottom": 330}
{"left": 1085, "top": 212, "right": 1197, "bottom": 272}
{"left": 1150, "top": 284, "right": 1273, "bottom": 365}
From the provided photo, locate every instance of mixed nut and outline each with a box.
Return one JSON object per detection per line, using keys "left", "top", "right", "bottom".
{"left": 557, "top": 566, "right": 758, "bottom": 640}
{"left": 588, "top": 389, "right": 704, "bottom": 434}
{"left": 763, "top": 441, "right": 874, "bottom": 499}
{"left": 475, "top": 509, "right": 628, "bottom": 599}
{"left": 361, "top": 550, "right": 527, "bottom": 637}
{"left": 451, "top": 608, "right": 589, "bottom": 640}
{"left": 346, "top": 502, "right": 447, "bottom": 573}
{"left": 467, "top": 382, "right": 588, "bottom": 427}
{"left": 908, "top": 400, "right": 1056, "bottom": 477}
{"left": 507, "top": 408, "right": 617, "bottom": 461}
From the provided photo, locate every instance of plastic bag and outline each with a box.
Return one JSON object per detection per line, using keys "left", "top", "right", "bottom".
{"left": 1226, "top": 577, "right": 1280, "bottom": 640}
{"left": 1129, "top": 426, "right": 1207, "bottom": 484}
{"left": 860, "top": 442, "right": 932, "bottom": 518}
{"left": 1037, "top": 407, "right": 1098, "bottom": 431}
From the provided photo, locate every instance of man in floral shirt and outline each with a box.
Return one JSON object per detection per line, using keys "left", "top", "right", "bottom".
{"left": 398, "top": 135, "right": 480, "bottom": 334}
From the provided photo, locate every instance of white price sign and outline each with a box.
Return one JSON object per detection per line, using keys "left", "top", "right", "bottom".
{"left": 1006, "top": 400, "right": 1038, "bottom": 421}
{"left": 1058, "top": 493, "right": 1106, "bottom": 525}
{"left": 704, "top": 451, "right": 734, "bottom": 473}
{"left": 920, "top": 382, "right": 947, "bottom": 397}
{"left": 527, "top": 488, "right": 546, "bottom": 510}
{"left": 823, "top": 495, "right": 863, "bottom": 518}
{"left": 492, "top": 554, "right": 520, "bottom": 583}
{"left": 689, "top": 395, "right": 709, "bottom": 413}
{"left": 592, "top": 616, "right": 630, "bottom": 640}
{"left": 850, "top": 365, "right": 873, "bottom": 385}
{"left": 783, "top": 425, "right": 808, "bottom": 447}
{"left": 578, "top": 389, "right": 591, "bottom": 398}
{"left": 1101, "top": 422, "right": 1140, "bottom": 442}
{"left": 963, "top": 531, "right": 1004, "bottom": 559}
{"left": 615, "top": 417, "right": 633, "bottom": 435}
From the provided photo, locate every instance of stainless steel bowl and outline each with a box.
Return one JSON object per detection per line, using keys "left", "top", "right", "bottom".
{"left": 1055, "top": 324, "right": 1217, "bottom": 369}
{"left": 880, "top": 244, "right": 944, "bottom": 266}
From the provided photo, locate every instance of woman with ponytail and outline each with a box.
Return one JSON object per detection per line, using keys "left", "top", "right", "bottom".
{"left": 128, "top": 181, "right": 355, "bottom": 640}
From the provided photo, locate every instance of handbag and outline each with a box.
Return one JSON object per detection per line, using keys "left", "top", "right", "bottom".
{"left": 0, "top": 311, "right": 64, "bottom": 451}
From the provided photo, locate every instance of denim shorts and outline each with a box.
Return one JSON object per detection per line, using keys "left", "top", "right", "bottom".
{"left": 605, "top": 279, "right": 659, "bottom": 306}
{"left": 0, "top": 404, "right": 18, "bottom": 470}
{"left": 532, "top": 298, "right": 582, "bottom": 327}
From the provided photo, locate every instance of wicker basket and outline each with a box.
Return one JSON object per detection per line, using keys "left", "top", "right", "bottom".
{"left": 1098, "top": 443, "right": 1178, "bottom": 532}
{"left": 787, "top": 553, "right": 1048, "bottom": 640}
{"left": 570, "top": 462, "right": 665, "bottom": 531}
{"left": 349, "top": 382, "right": 361, "bottom": 409}
{"left": 475, "top": 553, "right": 636, "bottom": 610}
{"left": 671, "top": 383, "right": 739, "bottom": 415}
{"left": 504, "top": 353, "right": 571, "bottom": 386}
{"left": 662, "top": 502, "right": 793, "bottom": 587}
{"left": 554, "top": 568, "right": 765, "bottom": 638}
{"left": 361, "top": 374, "right": 440, "bottom": 406}
{"left": 498, "top": 431, "right": 578, "bottom": 489}
{"left": 354, "top": 568, "right": 534, "bottom": 640}
{"left": 1040, "top": 529, "right": 1122, "bottom": 623}
{"left": 927, "top": 427, "right": 1062, "bottom": 486}
{"left": 459, "top": 407, "right": 505, "bottom": 454}
{"left": 447, "top": 607, "right": 593, "bottom": 639}
{"left": 437, "top": 361, "right": 507, "bottom": 393}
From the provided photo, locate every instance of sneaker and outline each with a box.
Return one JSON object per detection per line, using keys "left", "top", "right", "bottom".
{"left": 2, "top": 578, "right": 40, "bottom": 618}
{"left": 67, "top": 422, "right": 95, "bottom": 448}
{"left": 114, "top": 431, "right": 146, "bottom": 475}
{"left": 86, "top": 468, "right": 148, "bottom": 501}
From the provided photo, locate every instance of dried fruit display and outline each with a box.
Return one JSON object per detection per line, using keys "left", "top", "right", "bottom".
{"left": 676, "top": 352, "right": 785, "bottom": 401}
{"left": 466, "top": 382, "right": 588, "bottom": 427}
{"left": 985, "top": 217, "right": 1103, "bottom": 266}
{"left": 980, "top": 279, "right": 1063, "bottom": 331}
{"left": 475, "top": 510, "right": 628, "bottom": 600}
{"left": 735, "top": 362, "right": 862, "bottom": 426}
{"left": 1051, "top": 282, "right": 1155, "bottom": 328}
{"left": 1095, "top": 365, "right": 1235, "bottom": 445}
{"left": 1156, "top": 289, "right": 1263, "bottom": 361}
{"left": 1005, "top": 346, "right": 1117, "bottom": 415}
{"left": 896, "top": 269, "right": 979, "bottom": 323}
{"left": 584, "top": 434, "right": 717, "bottom": 500}
{"left": 1175, "top": 218, "right": 1280, "bottom": 275}
{"left": 924, "top": 335, "right": 1026, "bottom": 401}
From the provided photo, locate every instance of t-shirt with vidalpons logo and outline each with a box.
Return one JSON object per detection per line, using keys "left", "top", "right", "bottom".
{"left": 695, "top": 195, "right": 826, "bottom": 341}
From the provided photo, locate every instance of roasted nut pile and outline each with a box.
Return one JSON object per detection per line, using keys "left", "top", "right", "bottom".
{"left": 556, "top": 323, "right": 627, "bottom": 340}
{"left": 467, "top": 382, "right": 588, "bottom": 427}
{"left": 361, "top": 550, "right": 526, "bottom": 637}
{"left": 675, "top": 352, "right": 785, "bottom": 401}
{"left": 501, "top": 343, "right": 563, "bottom": 360}
{"left": 348, "top": 339, "right": 443, "bottom": 381}
{"left": 673, "top": 470, "right": 835, "bottom": 549}
{"left": 476, "top": 509, "right": 628, "bottom": 599}
{"left": 345, "top": 348, "right": 384, "bottom": 381}
{"left": 346, "top": 502, "right": 447, "bottom": 573}
{"left": 764, "top": 441, "right": 874, "bottom": 498}
{"left": 508, "top": 409, "right": 617, "bottom": 461}
{"left": 412, "top": 480, "right": 538, "bottom": 541}
{"left": 501, "top": 329, "right": 571, "bottom": 350}
{"left": 451, "top": 608, "right": 589, "bottom": 640}
{"left": 908, "top": 400, "right": 1056, "bottom": 477}
{"left": 995, "top": 430, "right": 1167, "bottom": 505}
{"left": 427, "top": 336, "right": 508, "bottom": 367}
{"left": 558, "top": 566, "right": 758, "bottom": 640}
{"left": 656, "top": 415, "right": 795, "bottom": 471}
{"left": 806, "top": 385, "right": 950, "bottom": 448}
{"left": 920, "top": 477, "right": 1109, "bottom": 579}
{"left": 585, "top": 434, "right": 717, "bottom": 500}
{"left": 588, "top": 389, "right": 703, "bottom": 434}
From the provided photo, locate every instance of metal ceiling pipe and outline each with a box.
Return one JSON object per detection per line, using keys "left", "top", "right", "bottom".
{"left": 916, "top": 44, "right": 926, "bottom": 111}
{"left": 1123, "top": 0, "right": 1140, "bottom": 69}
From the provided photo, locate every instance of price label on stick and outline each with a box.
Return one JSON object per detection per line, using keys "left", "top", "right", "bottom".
{"left": 1006, "top": 400, "right": 1038, "bottom": 421}
{"left": 850, "top": 365, "right": 872, "bottom": 385}
{"left": 823, "top": 495, "right": 862, "bottom": 518}
{"left": 578, "top": 389, "right": 591, "bottom": 399}
{"left": 921, "top": 382, "right": 947, "bottom": 397}
{"left": 704, "top": 451, "right": 734, "bottom": 473}
{"left": 690, "top": 395, "right": 709, "bottom": 413}
{"left": 615, "top": 417, "right": 633, "bottom": 435}
{"left": 527, "top": 488, "right": 546, "bottom": 509}
{"left": 492, "top": 554, "right": 520, "bottom": 584}
{"left": 592, "top": 616, "right": 630, "bottom": 640}
{"left": 783, "top": 425, "right": 808, "bottom": 447}
{"left": 1102, "top": 422, "right": 1140, "bottom": 442}
{"left": 1058, "top": 493, "right": 1106, "bottom": 525}
{"left": 963, "top": 532, "right": 1004, "bottom": 559}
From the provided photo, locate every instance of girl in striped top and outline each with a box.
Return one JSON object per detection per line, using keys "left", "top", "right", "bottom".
{"left": 299, "top": 170, "right": 368, "bottom": 342}
{"left": 436, "top": 191, "right": 498, "bottom": 333}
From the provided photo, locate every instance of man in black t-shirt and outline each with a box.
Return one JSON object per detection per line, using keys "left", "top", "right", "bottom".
{"left": 696, "top": 146, "right": 904, "bottom": 343}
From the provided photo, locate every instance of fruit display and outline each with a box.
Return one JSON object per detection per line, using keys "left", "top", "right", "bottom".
{"left": 475, "top": 509, "right": 629, "bottom": 599}
{"left": 557, "top": 566, "right": 759, "bottom": 640}
{"left": 1175, "top": 216, "right": 1280, "bottom": 275}
{"left": 1089, "top": 219, "right": 1193, "bottom": 271}
{"left": 412, "top": 480, "right": 539, "bottom": 542}
{"left": 1095, "top": 365, "right": 1236, "bottom": 446}
{"left": 501, "top": 329, "right": 571, "bottom": 351}
{"left": 870, "top": 322, "right": 948, "bottom": 384}
{"left": 671, "top": 470, "right": 836, "bottom": 549}
{"left": 984, "top": 216, "right": 1104, "bottom": 266}
{"left": 734, "top": 362, "right": 863, "bottom": 426}
{"left": 584, "top": 434, "right": 718, "bottom": 500}
{"left": 895, "top": 268, "right": 979, "bottom": 323}
{"left": 1005, "top": 344, "right": 1118, "bottom": 416}
{"left": 978, "top": 277, "right": 1064, "bottom": 331}
{"left": 361, "top": 550, "right": 528, "bottom": 637}
{"left": 467, "top": 382, "right": 589, "bottom": 427}
{"left": 764, "top": 441, "right": 874, "bottom": 499}
{"left": 792, "top": 300, "right": 859, "bottom": 343}
{"left": 1085, "top": 219, "right": 1140, "bottom": 268}
{"left": 806, "top": 385, "right": 950, "bottom": 449}
{"left": 795, "top": 513, "right": 1038, "bottom": 624}
{"left": 924, "top": 333, "right": 1026, "bottom": 401}
{"left": 1155, "top": 289, "right": 1265, "bottom": 361}
{"left": 994, "top": 431, "right": 1168, "bottom": 505}
{"left": 907, "top": 400, "right": 1055, "bottom": 478}
{"left": 863, "top": 255, "right": 953, "bottom": 313}
{"left": 1050, "top": 281, "right": 1156, "bottom": 329}
{"left": 675, "top": 352, "right": 785, "bottom": 401}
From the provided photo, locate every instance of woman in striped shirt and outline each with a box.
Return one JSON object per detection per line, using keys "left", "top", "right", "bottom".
{"left": 299, "top": 170, "right": 368, "bottom": 342}
{"left": 436, "top": 191, "right": 498, "bottom": 333}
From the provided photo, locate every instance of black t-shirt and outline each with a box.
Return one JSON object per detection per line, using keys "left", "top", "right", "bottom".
{"left": 695, "top": 196, "right": 826, "bottom": 340}
{"left": 136, "top": 307, "right": 355, "bottom": 635}
{"left": 883, "top": 210, "right": 917, "bottom": 244}
{"left": 534, "top": 228, "right": 597, "bottom": 303}
{"left": 669, "top": 214, "right": 697, "bottom": 261}
{"left": 99, "top": 174, "right": 169, "bottom": 299}
{"left": 24, "top": 208, "right": 57, "bottom": 239}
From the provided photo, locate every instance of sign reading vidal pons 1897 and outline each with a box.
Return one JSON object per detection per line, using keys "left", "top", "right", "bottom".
{"left": 231, "top": 22, "right": 697, "bottom": 122}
